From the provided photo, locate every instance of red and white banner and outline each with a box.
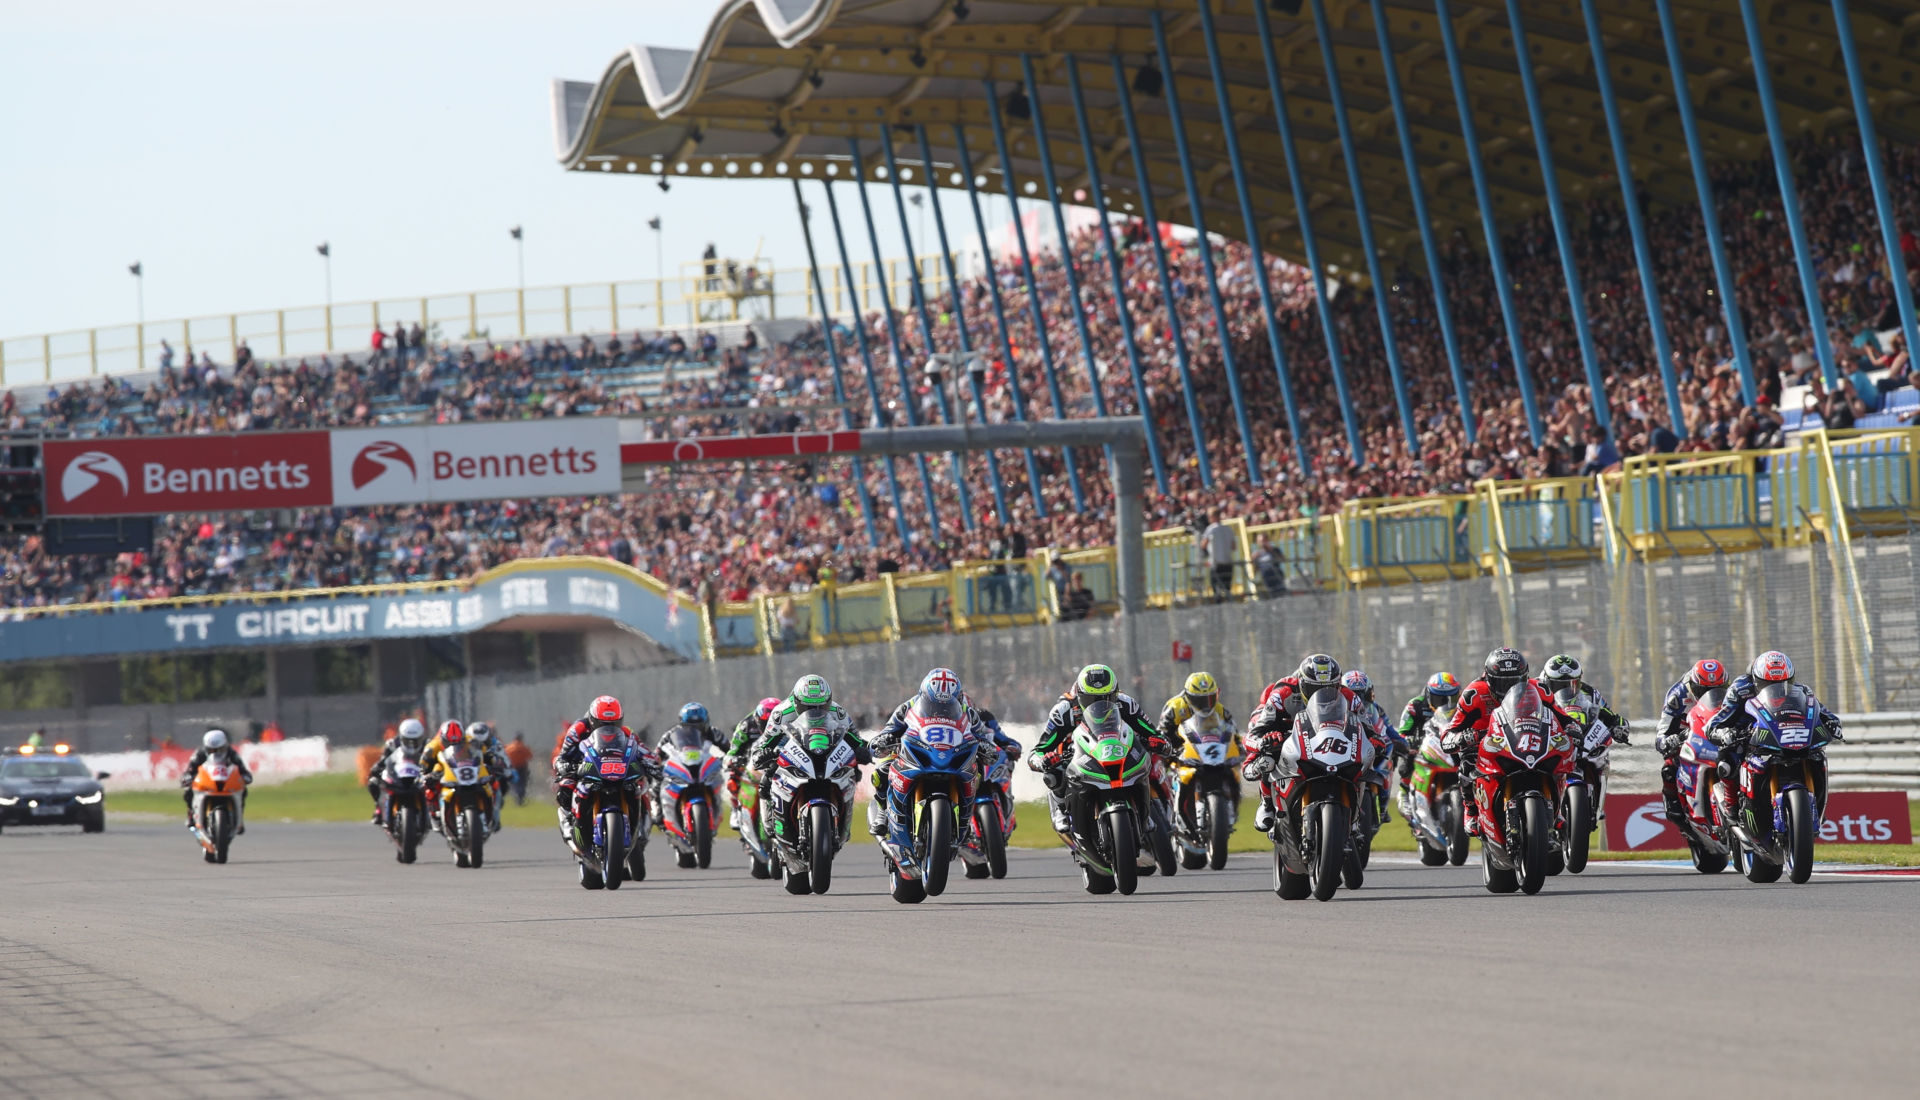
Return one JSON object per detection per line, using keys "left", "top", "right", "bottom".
{"left": 1604, "top": 791, "right": 1913, "bottom": 850}
{"left": 331, "top": 420, "right": 620, "bottom": 505}
{"left": 85, "top": 736, "right": 332, "bottom": 789}
{"left": 619, "top": 430, "right": 862, "bottom": 466}
{"left": 45, "top": 431, "right": 333, "bottom": 516}
{"left": 44, "top": 421, "right": 621, "bottom": 517}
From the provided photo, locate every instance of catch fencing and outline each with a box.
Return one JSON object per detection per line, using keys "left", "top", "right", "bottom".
{"left": 448, "top": 533, "right": 1920, "bottom": 786}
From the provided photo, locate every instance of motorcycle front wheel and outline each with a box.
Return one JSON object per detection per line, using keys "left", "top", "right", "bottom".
{"left": 465, "top": 807, "right": 485, "bottom": 870}
{"left": 1518, "top": 796, "right": 1550, "bottom": 895}
{"left": 397, "top": 805, "right": 418, "bottom": 864}
{"left": 1563, "top": 785, "right": 1592, "bottom": 874}
{"left": 1308, "top": 801, "right": 1347, "bottom": 902}
{"left": 921, "top": 794, "right": 953, "bottom": 897}
{"left": 809, "top": 803, "right": 835, "bottom": 895}
{"left": 210, "top": 805, "right": 232, "bottom": 865}
{"left": 1105, "top": 809, "right": 1138, "bottom": 896}
{"left": 1785, "top": 788, "right": 1815, "bottom": 884}
{"left": 691, "top": 800, "right": 713, "bottom": 869}
{"left": 601, "top": 809, "right": 625, "bottom": 889}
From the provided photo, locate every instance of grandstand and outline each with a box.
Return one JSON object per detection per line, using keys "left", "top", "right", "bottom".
{"left": 2, "top": 0, "right": 1918, "bottom": 652}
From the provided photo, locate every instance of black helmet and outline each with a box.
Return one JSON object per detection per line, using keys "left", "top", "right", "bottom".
{"left": 1483, "top": 647, "right": 1529, "bottom": 698}
{"left": 1295, "top": 654, "right": 1341, "bottom": 692}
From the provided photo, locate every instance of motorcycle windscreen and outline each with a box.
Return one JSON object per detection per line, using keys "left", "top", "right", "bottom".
{"left": 911, "top": 695, "right": 966, "bottom": 726}
{"left": 1752, "top": 682, "right": 1811, "bottom": 749}
{"left": 1303, "top": 686, "right": 1349, "bottom": 731}
{"left": 668, "top": 726, "right": 706, "bottom": 752}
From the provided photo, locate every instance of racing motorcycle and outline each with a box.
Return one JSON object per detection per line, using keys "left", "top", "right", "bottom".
{"left": 1259, "top": 687, "right": 1368, "bottom": 902}
{"left": 380, "top": 746, "right": 429, "bottom": 864}
{"left": 731, "top": 764, "right": 780, "bottom": 880}
{"left": 429, "top": 742, "right": 494, "bottom": 870}
{"left": 759, "top": 706, "right": 861, "bottom": 896}
{"left": 1171, "top": 710, "right": 1240, "bottom": 871}
{"left": 960, "top": 741, "right": 1015, "bottom": 881}
{"left": 1142, "top": 754, "right": 1180, "bottom": 878}
{"left": 1402, "top": 706, "right": 1469, "bottom": 866}
{"left": 570, "top": 724, "right": 650, "bottom": 889}
{"left": 1715, "top": 682, "right": 1832, "bottom": 885}
{"left": 1052, "top": 700, "right": 1155, "bottom": 896}
{"left": 880, "top": 695, "right": 980, "bottom": 903}
{"left": 188, "top": 757, "right": 248, "bottom": 864}
{"left": 1345, "top": 712, "right": 1396, "bottom": 890}
{"left": 1471, "top": 685, "right": 1575, "bottom": 895}
{"left": 1552, "top": 686, "right": 1612, "bottom": 874}
{"left": 659, "top": 727, "right": 725, "bottom": 869}
{"left": 1673, "top": 686, "right": 1732, "bottom": 874}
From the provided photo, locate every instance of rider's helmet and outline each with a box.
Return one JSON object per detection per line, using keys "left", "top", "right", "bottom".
{"left": 1340, "top": 669, "right": 1374, "bottom": 705}
{"left": 438, "top": 720, "right": 465, "bottom": 747}
{"left": 920, "top": 667, "right": 962, "bottom": 702}
{"left": 1425, "top": 672, "right": 1462, "bottom": 710}
{"left": 202, "top": 729, "right": 229, "bottom": 754}
{"left": 1182, "top": 671, "right": 1218, "bottom": 715}
{"left": 468, "top": 721, "right": 495, "bottom": 749}
{"left": 791, "top": 674, "right": 833, "bottom": 709}
{"left": 1685, "top": 658, "right": 1729, "bottom": 697}
{"left": 1073, "top": 664, "right": 1118, "bottom": 709}
{"left": 1295, "top": 654, "right": 1341, "bottom": 693}
{"left": 677, "top": 702, "right": 709, "bottom": 728}
{"left": 396, "top": 719, "right": 427, "bottom": 754}
{"left": 754, "top": 697, "right": 781, "bottom": 722}
{"left": 1751, "top": 651, "right": 1794, "bottom": 684}
{"left": 1483, "top": 647, "right": 1529, "bottom": 697}
{"left": 588, "top": 695, "right": 623, "bottom": 724}
{"left": 1541, "top": 654, "right": 1583, "bottom": 697}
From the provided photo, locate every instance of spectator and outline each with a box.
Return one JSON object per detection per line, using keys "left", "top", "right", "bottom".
{"left": 1198, "top": 514, "right": 1236, "bottom": 602}
{"left": 1066, "top": 572, "right": 1096, "bottom": 621}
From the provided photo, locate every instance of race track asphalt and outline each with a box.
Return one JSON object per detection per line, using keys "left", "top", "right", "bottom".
{"left": 3, "top": 820, "right": 1916, "bottom": 1099}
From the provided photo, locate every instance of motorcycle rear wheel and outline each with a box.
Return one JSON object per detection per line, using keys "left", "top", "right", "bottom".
{"left": 1308, "top": 802, "right": 1347, "bottom": 902}
{"left": 1688, "top": 836, "right": 1729, "bottom": 874}
{"left": 1785, "top": 788, "right": 1815, "bottom": 884}
{"left": 889, "top": 857, "right": 926, "bottom": 903}
{"left": 1150, "top": 804, "right": 1178, "bottom": 878}
{"left": 1481, "top": 825, "right": 1519, "bottom": 894}
{"left": 1418, "top": 839, "right": 1448, "bottom": 866}
{"left": 1273, "top": 834, "right": 1310, "bottom": 900}
{"left": 1106, "top": 810, "right": 1138, "bottom": 896}
{"left": 1081, "top": 862, "right": 1116, "bottom": 895}
{"left": 748, "top": 855, "right": 772, "bottom": 879}
{"left": 578, "top": 859, "right": 605, "bottom": 889}
{"left": 1564, "top": 785, "right": 1592, "bottom": 874}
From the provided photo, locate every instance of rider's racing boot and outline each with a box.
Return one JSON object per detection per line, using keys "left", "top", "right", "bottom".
{"left": 1253, "top": 796, "right": 1275, "bottom": 833}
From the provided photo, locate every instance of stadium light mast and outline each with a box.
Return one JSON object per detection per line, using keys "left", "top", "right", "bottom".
{"left": 509, "top": 225, "right": 524, "bottom": 291}
{"left": 129, "top": 261, "right": 144, "bottom": 369}
{"left": 316, "top": 242, "right": 333, "bottom": 349}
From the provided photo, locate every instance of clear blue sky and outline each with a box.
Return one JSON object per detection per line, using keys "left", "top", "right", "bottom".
{"left": 0, "top": 0, "right": 994, "bottom": 341}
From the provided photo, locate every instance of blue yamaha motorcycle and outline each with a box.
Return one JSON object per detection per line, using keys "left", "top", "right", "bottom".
{"left": 881, "top": 695, "right": 979, "bottom": 904}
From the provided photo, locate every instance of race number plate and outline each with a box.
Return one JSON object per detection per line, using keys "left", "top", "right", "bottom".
{"left": 599, "top": 760, "right": 628, "bottom": 777}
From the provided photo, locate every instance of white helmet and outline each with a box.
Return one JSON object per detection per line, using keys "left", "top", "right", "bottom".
{"left": 398, "top": 718, "right": 426, "bottom": 740}
{"left": 202, "top": 729, "right": 229, "bottom": 752}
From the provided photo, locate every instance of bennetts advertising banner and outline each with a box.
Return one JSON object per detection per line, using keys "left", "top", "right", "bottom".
{"left": 43, "top": 420, "right": 622, "bottom": 518}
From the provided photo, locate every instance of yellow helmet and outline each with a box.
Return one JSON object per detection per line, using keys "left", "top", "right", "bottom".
{"left": 1182, "top": 671, "right": 1218, "bottom": 714}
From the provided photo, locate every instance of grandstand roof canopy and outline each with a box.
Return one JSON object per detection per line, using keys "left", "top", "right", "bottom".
{"left": 552, "top": 0, "right": 1920, "bottom": 277}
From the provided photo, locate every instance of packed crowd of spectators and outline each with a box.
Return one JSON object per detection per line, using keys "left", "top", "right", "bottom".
{"left": 2, "top": 134, "right": 1915, "bottom": 610}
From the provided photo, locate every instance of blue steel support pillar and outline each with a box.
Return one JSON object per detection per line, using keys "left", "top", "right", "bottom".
{"left": 845, "top": 145, "right": 946, "bottom": 534}
{"left": 1021, "top": 56, "right": 1110, "bottom": 423}
{"left": 1738, "top": 0, "right": 1838, "bottom": 387}
{"left": 953, "top": 123, "right": 1051, "bottom": 519}
{"left": 986, "top": 80, "right": 1089, "bottom": 512}
{"left": 1063, "top": 56, "right": 1168, "bottom": 494}
{"left": 916, "top": 125, "right": 1012, "bottom": 525}
{"left": 1654, "top": 0, "right": 1758, "bottom": 403}
{"left": 1362, "top": 0, "right": 1475, "bottom": 442}
{"left": 879, "top": 126, "right": 978, "bottom": 529}
{"left": 1199, "top": 0, "right": 1319, "bottom": 468}
{"left": 1249, "top": 4, "right": 1363, "bottom": 468}
{"left": 1505, "top": 0, "right": 1611, "bottom": 435}
{"left": 822, "top": 180, "right": 912, "bottom": 543}
{"left": 1150, "top": 11, "right": 1263, "bottom": 485}
{"left": 1832, "top": 0, "right": 1920, "bottom": 370}
{"left": 1435, "top": 0, "right": 1543, "bottom": 444}
{"left": 1579, "top": 0, "right": 1686, "bottom": 435}
{"left": 1306, "top": 0, "right": 1409, "bottom": 454}
{"left": 792, "top": 178, "right": 881, "bottom": 548}
{"left": 1111, "top": 54, "right": 1213, "bottom": 489}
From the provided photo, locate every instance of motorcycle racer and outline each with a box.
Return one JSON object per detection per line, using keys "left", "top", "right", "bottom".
{"left": 1394, "top": 673, "right": 1462, "bottom": 791}
{"left": 1702, "top": 652, "right": 1844, "bottom": 814}
{"left": 554, "top": 697, "right": 661, "bottom": 835}
{"left": 1343, "top": 669, "right": 1403, "bottom": 825}
{"left": 658, "top": 702, "right": 726, "bottom": 756}
{"left": 1650, "top": 658, "right": 1729, "bottom": 822}
{"left": 746, "top": 675, "right": 874, "bottom": 774}
{"left": 869, "top": 669, "right": 1016, "bottom": 836}
{"left": 1440, "top": 648, "right": 1579, "bottom": 836}
{"left": 1242, "top": 654, "right": 1355, "bottom": 832}
{"left": 1540, "top": 655, "right": 1631, "bottom": 746}
{"left": 180, "top": 729, "right": 253, "bottom": 833}
{"left": 1156, "top": 671, "right": 1233, "bottom": 758}
{"left": 1027, "top": 665, "right": 1178, "bottom": 834}
{"left": 365, "top": 718, "right": 429, "bottom": 825}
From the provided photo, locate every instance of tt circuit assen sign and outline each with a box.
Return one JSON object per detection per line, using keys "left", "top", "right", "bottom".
{"left": 43, "top": 420, "right": 620, "bottom": 517}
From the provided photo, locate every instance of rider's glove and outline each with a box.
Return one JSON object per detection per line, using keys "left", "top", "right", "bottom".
{"left": 1654, "top": 733, "right": 1680, "bottom": 757}
{"left": 852, "top": 742, "right": 873, "bottom": 766}
{"left": 1242, "top": 756, "right": 1275, "bottom": 781}
{"left": 1440, "top": 732, "right": 1472, "bottom": 756}
{"left": 1610, "top": 727, "right": 1632, "bottom": 746}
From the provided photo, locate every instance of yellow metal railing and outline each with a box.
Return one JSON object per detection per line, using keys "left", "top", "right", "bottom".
{"left": 0, "top": 255, "right": 953, "bottom": 387}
